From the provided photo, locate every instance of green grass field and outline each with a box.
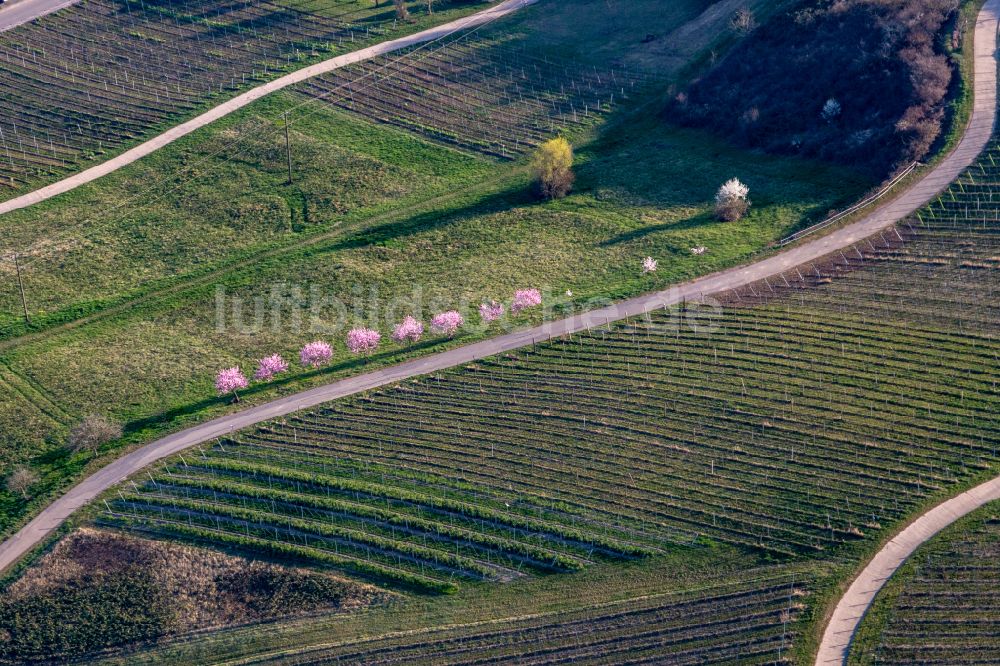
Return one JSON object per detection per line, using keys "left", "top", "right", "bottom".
{"left": 0, "top": 110, "right": 864, "bottom": 527}
{"left": 0, "top": 0, "right": 824, "bottom": 335}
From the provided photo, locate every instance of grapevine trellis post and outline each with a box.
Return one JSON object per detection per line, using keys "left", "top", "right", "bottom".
{"left": 284, "top": 111, "right": 293, "bottom": 185}
{"left": 13, "top": 252, "right": 29, "bottom": 324}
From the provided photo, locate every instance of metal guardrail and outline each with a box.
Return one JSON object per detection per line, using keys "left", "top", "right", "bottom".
{"left": 776, "top": 161, "right": 921, "bottom": 246}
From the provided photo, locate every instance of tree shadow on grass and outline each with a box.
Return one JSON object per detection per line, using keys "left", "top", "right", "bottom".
{"left": 598, "top": 211, "right": 719, "bottom": 247}
{"left": 34, "top": 446, "right": 74, "bottom": 467}
{"left": 322, "top": 180, "right": 536, "bottom": 253}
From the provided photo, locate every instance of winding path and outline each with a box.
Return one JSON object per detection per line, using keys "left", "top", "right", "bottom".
{"left": 815, "top": 478, "right": 1000, "bottom": 664}
{"left": 0, "top": 0, "right": 537, "bottom": 216}
{"left": 812, "top": 4, "right": 1000, "bottom": 662}
{"left": 0, "top": 0, "right": 998, "bottom": 600}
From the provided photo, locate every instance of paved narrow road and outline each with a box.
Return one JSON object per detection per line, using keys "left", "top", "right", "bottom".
{"left": 815, "top": 478, "right": 1000, "bottom": 665}
{"left": 812, "top": 5, "right": 1000, "bottom": 662}
{"left": 0, "top": 0, "right": 78, "bottom": 33}
{"left": 0, "top": 0, "right": 537, "bottom": 216}
{"left": 0, "top": 0, "right": 997, "bottom": 595}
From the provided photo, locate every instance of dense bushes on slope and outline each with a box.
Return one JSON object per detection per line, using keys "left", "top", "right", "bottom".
{"left": 671, "top": 0, "right": 965, "bottom": 177}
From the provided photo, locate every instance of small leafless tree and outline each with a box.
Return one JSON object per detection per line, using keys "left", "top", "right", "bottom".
{"left": 69, "top": 415, "right": 123, "bottom": 454}
{"left": 393, "top": 0, "right": 410, "bottom": 20}
{"left": 6, "top": 466, "right": 38, "bottom": 499}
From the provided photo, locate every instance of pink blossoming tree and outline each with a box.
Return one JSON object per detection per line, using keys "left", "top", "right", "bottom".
{"left": 346, "top": 327, "right": 381, "bottom": 355}
{"left": 431, "top": 310, "right": 464, "bottom": 337}
{"left": 392, "top": 316, "right": 424, "bottom": 343}
{"left": 253, "top": 354, "right": 289, "bottom": 381}
{"left": 511, "top": 288, "right": 542, "bottom": 314}
{"left": 215, "top": 367, "right": 249, "bottom": 402}
{"left": 642, "top": 256, "right": 658, "bottom": 274}
{"left": 479, "top": 300, "right": 505, "bottom": 323}
{"left": 300, "top": 341, "right": 333, "bottom": 368}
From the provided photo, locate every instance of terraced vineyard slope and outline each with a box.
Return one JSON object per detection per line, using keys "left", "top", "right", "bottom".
{"left": 238, "top": 573, "right": 811, "bottom": 665}
{"left": 303, "top": 36, "right": 656, "bottom": 158}
{"left": 849, "top": 502, "right": 1000, "bottom": 665}
{"left": 0, "top": 0, "right": 865, "bottom": 554}
{"left": 99, "top": 138, "right": 1000, "bottom": 595}
{"left": 0, "top": 1, "right": 994, "bottom": 663}
{"left": 100, "top": 299, "right": 1000, "bottom": 585}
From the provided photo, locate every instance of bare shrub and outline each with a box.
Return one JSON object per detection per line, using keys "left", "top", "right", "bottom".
{"left": 6, "top": 466, "right": 38, "bottom": 498}
{"left": 715, "top": 197, "right": 750, "bottom": 222}
{"left": 730, "top": 7, "right": 757, "bottom": 34}
{"left": 68, "top": 415, "right": 122, "bottom": 454}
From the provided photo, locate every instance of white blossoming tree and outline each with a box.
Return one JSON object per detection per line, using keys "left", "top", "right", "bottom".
{"left": 714, "top": 178, "right": 751, "bottom": 222}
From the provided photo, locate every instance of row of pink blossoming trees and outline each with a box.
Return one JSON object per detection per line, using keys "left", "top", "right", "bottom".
{"left": 215, "top": 289, "right": 543, "bottom": 402}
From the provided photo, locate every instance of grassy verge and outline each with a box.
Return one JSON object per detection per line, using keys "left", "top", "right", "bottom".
{"left": 936, "top": 0, "right": 989, "bottom": 160}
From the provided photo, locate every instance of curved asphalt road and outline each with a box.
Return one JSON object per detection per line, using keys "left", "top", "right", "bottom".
{"left": 0, "top": 0, "right": 79, "bottom": 33}
{"left": 813, "top": 3, "right": 1000, "bottom": 662}
{"left": 0, "top": 0, "right": 997, "bottom": 603}
{"left": 816, "top": 478, "right": 1000, "bottom": 665}
{"left": 0, "top": 0, "right": 537, "bottom": 216}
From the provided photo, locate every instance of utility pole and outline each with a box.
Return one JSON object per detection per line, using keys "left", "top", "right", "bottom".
{"left": 284, "top": 112, "right": 293, "bottom": 185}
{"left": 13, "top": 252, "right": 29, "bottom": 325}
